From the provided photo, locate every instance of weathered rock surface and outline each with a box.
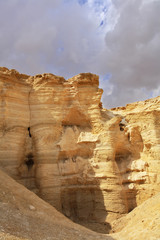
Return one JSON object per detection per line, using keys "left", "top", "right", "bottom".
{"left": 111, "top": 97, "right": 160, "bottom": 210}
{"left": 0, "top": 67, "right": 160, "bottom": 237}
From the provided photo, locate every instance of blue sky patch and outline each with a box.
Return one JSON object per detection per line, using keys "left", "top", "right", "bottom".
{"left": 78, "top": 0, "right": 87, "bottom": 5}
{"left": 100, "top": 20, "right": 104, "bottom": 26}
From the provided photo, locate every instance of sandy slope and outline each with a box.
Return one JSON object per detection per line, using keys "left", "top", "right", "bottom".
{"left": 0, "top": 169, "right": 113, "bottom": 240}
{"left": 111, "top": 192, "right": 160, "bottom": 240}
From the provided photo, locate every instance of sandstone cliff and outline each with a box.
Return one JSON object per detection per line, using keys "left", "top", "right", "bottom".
{"left": 0, "top": 67, "right": 160, "bottom": 236}
{"left": 111, "top": 97, "right": 160, "bottom": 209}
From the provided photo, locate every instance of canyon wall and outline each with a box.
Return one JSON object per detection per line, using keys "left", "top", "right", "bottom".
{"left": 111, "top": 97, "right": 160, "bottom": 209}
{"left": 0, "top": 67, "right": 160, "bottom": 232}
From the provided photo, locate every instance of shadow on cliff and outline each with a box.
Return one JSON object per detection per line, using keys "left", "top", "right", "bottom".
{"left": 114, "top": 118, "right": 145, "bottom": 212}
{"left": 57, "top": 109, "right": 113, "bottom": 234}
{"left": 17, "top": 110, "right": 146, "bottom": 235}
{"left": 19, "top": 111, "right": 130, "bottom": 235}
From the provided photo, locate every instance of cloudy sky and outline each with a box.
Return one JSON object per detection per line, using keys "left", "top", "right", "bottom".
{"left": 0, "top": 0, "right": 160, "bottom": 108}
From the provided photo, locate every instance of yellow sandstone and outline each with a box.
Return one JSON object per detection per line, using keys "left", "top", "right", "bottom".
{"left": 0, "top": 67, "right": 160, "bottom": 239}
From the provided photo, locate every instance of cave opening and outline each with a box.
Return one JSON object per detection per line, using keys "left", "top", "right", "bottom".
{"left": 28, "top": 127, "right": 32, "bottom": 137}
{"left": 119, "top": 123, "right": 125, "bottom": 131}
{"left": 25, "top": 153, "right": 34, "bottom": 170}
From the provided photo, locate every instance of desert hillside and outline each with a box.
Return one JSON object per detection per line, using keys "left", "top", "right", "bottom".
{"left": 112, "top": 192, "right": 160, "bottom": 240}
{"left": 0, "top": 169, "right": 113, "bottom": 240}
{"left": 0, "top": 168, "right": 160, "bottom": 240}
{"left": 0, "top": 67, "right": 160, "bottom": 239}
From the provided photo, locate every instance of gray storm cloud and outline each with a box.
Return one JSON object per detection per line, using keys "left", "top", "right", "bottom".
{"left": 101, "top": 0, "right": 160, "bottom": 107}
{"left": 0, "top": 0, "right": 100, "bottom": 76}
{"left": 0, "top": 0, "right": 160, "bottom": 108}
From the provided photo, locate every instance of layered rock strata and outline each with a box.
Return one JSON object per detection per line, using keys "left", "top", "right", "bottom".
{"left": 111, "top": 97, "right": 160, "bottom": 210}
{"left": 0, "top": 67, "right": 160, "bottom": 233}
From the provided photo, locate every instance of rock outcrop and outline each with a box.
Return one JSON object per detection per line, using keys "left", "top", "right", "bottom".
{"left": 0, "top": 67, "right": 160, "bottom": 235}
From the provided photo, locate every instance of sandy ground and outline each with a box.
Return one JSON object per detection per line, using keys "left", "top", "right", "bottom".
{"left": 0, "top": 169, "right": 113, "bottom": 240}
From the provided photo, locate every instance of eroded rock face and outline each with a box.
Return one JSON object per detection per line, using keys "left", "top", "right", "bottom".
{"left": 111, "top": 98, "right": 160, "bottom": 211}
{"left": 0, "top": 67, "right": 160, "bottom": 233}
